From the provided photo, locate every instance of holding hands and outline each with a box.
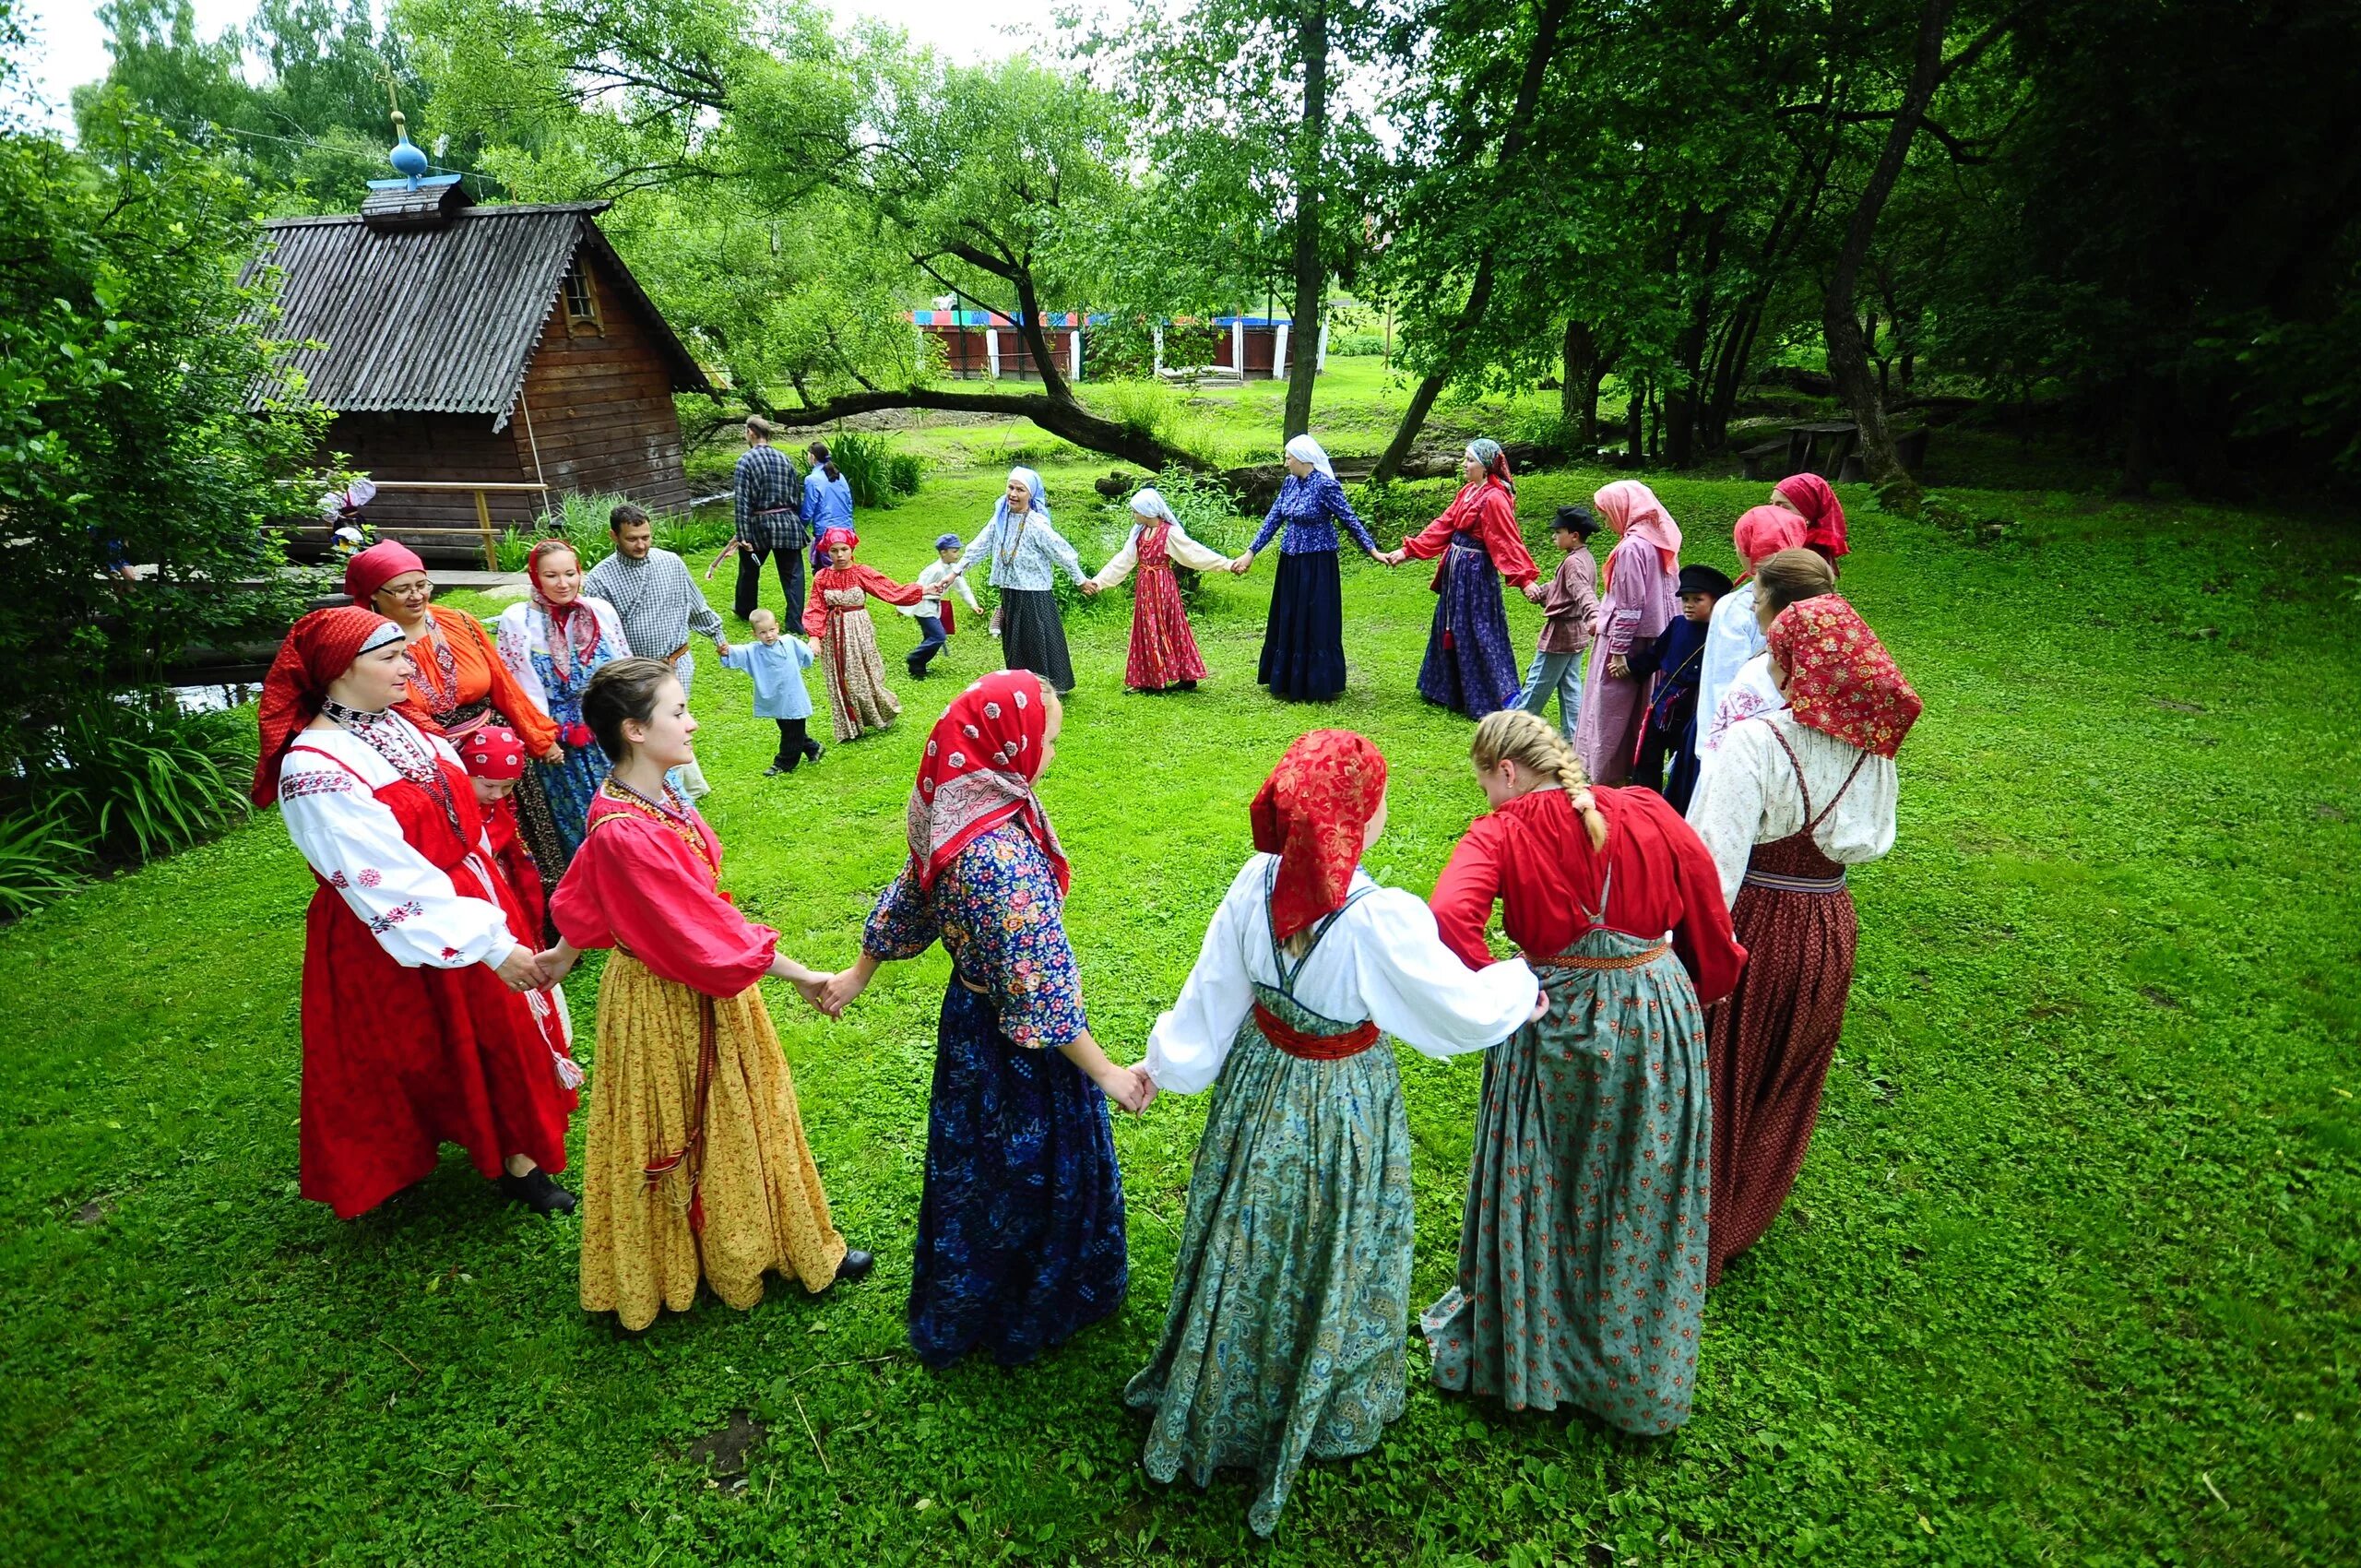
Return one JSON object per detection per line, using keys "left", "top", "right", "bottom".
{"left": 1228, "top": 552, "right": 1255, "bottom": 576}
{"left": 496, "top": 945, "right": 553, "bottom": 992}
{"left": 1521, "top": 581, "right": 1547, "bottom": 604}
{"left": 1079, "top": 580, "right": 1102, "bottom": 597}
{"left": 1376, "top": 547, "right": 1408, "bottom": 567}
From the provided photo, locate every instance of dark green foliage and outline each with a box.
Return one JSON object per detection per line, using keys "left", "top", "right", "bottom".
{"left": 46, "top": 701, "right": 255, "bottom": 864}
{"left": 827, "top": 433, "right": 923, "bottom": 510}
{"left": 0, "top": 810, "right": 89, "bottom": 920}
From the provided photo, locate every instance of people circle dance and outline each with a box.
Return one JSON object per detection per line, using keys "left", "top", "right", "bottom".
{"left": 1380, "top": 437, "right": 1542, "bottom": 719}
{"left": 248, "top": 438, "right": 1929, "bottom": 1534}
{"left": 1082, "top": 487, "right": 1228, "bottom": 694}
{"left": 957, "top": 467, "right": 1088, "bottom": 695}
{"left": 1685, "top": 594, "right": 1916, "bottom": 1284}
{"left": 1232, "top": 435, "right": 1382, "bottom": 702}
{"left": 495, "top": 539, "right": 633, "bottom": 887}
{"left": 256, "top": 605, "right": 578, "bottom": 1219}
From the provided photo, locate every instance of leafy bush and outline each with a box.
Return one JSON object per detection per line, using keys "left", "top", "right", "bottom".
{"left": 44, "top": 700, "right": 255, "bottom": 864}
{"left": 1060, "top": 467, "right": 1255, "bottom": 612}
{"left": 0, "top": 810, "right": 89, "bottom": 921}
{"left": 1346, "top": 477, "right": 1450, "bottom": 550}
{"left": 827, "top": 432, "right": 923, "bottom": 509}
{"left": 494, "top": 493, "right": 732, "bottom": 572}
{"left": 1327, "top": 330, "right": 1388, "bottom": 357}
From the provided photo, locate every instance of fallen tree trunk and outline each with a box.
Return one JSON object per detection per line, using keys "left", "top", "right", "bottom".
{"left": 758, "top": 386, "right": 1205, "bottom": 473}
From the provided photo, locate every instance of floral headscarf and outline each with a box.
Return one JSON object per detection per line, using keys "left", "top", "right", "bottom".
{"left": 1774, "top": 473, "right": 1849, "bottom": 560}
{"left": 1767, "top": 596, "right": 1920, "bottom": 758}
{"left": 1250, "top": 729, "right": 1388, "bottom": 941}
{"left": 251, "top": 607, "right": 408, "bottom": 805}
{"left": 817, "top": 526, "right": 859, "bottom": 562}
{"left": 527, "top": 540, "right": 601, "bottom": 676}
{"left": 908, "top": 670, "right": 1068, "bottom": 896}
{"left": 1465, "top": 437, "right": 1513, "bottom": 492}
{"left": 460, "top": 722, "right": 528, "bottom": 781}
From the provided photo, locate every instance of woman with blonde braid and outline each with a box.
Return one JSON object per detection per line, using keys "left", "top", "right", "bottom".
{"left": 1422, "top": 710, "right": 1744, "bottom": 1435}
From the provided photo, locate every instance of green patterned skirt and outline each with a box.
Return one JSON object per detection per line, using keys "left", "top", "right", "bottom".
{"left": 1125, "top": 997, "right": 1414, "bottom": 1536}
{"left": 1419, "top": 928, "right": 1711, "bottom": 1434}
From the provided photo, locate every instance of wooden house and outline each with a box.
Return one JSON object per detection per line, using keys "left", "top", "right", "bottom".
{"left": 909, "top": 309, "right": 1098, "bottom": 382}
{"left": 249, "top": 174, "right": 711, "bottom": 559}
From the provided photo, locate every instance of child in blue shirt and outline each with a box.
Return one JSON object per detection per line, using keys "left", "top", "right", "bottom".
{"left": 719, "top": 609, "right": 825, "bottom": 776}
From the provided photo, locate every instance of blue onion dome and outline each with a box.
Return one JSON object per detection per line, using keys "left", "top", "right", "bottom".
{"left": 388, "top": 111, "right": 429, "bottom": 182}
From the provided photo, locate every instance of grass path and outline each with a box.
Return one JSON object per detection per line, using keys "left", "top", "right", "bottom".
{"left": 3, "top": 457, "right": 2356, "bottom": 1565}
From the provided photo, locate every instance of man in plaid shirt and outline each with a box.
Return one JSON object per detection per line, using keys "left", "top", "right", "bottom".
{"left": 714, "top": 417, "right": 808, "bottom": 625}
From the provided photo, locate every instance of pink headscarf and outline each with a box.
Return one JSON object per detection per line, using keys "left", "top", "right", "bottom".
{"left": 1732, "top": 505, "right": 1807, "bottom": 570}
{"left": 342, "top": 540, "right": 428, "bottom": 607}
{"left": 1592, "top": 480, "right": 1682, "bottom": 580}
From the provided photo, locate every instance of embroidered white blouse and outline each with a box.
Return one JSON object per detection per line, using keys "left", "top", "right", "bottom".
{"left": 1696, "top": 583, "right": 1764, "bottom": 737}
{"left": 492, "top": 597, "right": 632, "bottom": 723}
{"left": 276, "top": 723, "right": 525, "bottom": 970}
{"left": 955, "top": 510, "right": 1087, "bottom": 592}
{"left": 1683, "top": 711, "right": 1900, "bottom": 909}
{"left": 1144, "top": 854, "right": 1539, "bottom": 1095}
{"left": 1086, "top": 521, "right": 1233, "bottom": 589}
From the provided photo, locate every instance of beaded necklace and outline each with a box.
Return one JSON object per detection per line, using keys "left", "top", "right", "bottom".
{"left": 323, "top": 699, "right": 466, "bottom": 839}
{"left": 599, "top": 776, "right": 715, "bottom": 876}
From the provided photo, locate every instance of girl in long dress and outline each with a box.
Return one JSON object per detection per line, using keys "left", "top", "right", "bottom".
{"left": 496, "top": 540, "right": 632, "bottom": 879}
{"left": 1685, "top": 596, "right": 1917, "bottom": 1283}
{"left": 823, "top": 671, "right": 1152, "bottom": 1367}
{"left": 956, "top": 468, "right": 1088, "bottom": 695}
{"left": 1231, "top": 435, "right": 1382, "bottom": 702}
{"left": 535, "top": 659, "right": 872, "bottom": 1330}
{"left": 1082, "top": 487, "right": 1228, "bottom": 693}
{"left": 1574, "top": 480, "right": 1682, "bottom": 784}
{"left": 801, "top": 526, "right": 924, "bottom": 742}
{"left": 255, "top": 606, "right": 579, "bottom": 1219}
{"left": 1770, "top": 471, "right": 1849, "bottom": 571}
{"left": 1382, "top": 438, "right": 1542, "bottom": 719}
{"left": 1421, "top": 709, "right": 1744, "bottom": 1432}
{"left": 1127, "top": 731, "right": 1539, "bottom": 1537}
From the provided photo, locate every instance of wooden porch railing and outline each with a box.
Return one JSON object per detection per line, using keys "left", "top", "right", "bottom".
{"left": 357, "top": 481, "right": 552, "bottom": 571}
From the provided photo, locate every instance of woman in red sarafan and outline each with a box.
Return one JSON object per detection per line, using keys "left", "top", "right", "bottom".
{"left": 255, "top": 607, "right": 581, "bottom": 1220}
{"left": 1683, "top": 594, "right": 1918, "bottom": 1283}
{"left": 802, "top": 526, "right": 926, "bottom": 742}
{"left": 1082, "top": 487, "right": 1228, "bottom": 694}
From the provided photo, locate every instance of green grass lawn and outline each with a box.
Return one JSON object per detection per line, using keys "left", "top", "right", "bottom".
{"left": 4, "top": 439, "right": 2357, "bottom": 1565}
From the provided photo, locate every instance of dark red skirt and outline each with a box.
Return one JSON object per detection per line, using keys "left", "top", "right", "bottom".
{"left": 1124, "top": 561, "right": 1208, "bottom": 691}
{"left": 1704, "top": 869, "right": 1857, "bottom": 1284}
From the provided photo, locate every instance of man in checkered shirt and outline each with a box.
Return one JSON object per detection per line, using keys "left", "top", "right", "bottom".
{"left": 587, "top": 502, "right": 730, "bottom": 797}
{"left": 715, "top": 416, "right": 808, "bottom": 625}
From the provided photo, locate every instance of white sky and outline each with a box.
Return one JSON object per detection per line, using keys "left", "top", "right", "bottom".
{"left": 7, "top": 0, "right": 1070, "bottom": 134}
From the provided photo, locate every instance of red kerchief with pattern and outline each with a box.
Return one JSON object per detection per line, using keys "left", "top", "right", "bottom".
{"left": 1251, "top": 729, "right": 1388, "bottom": 941}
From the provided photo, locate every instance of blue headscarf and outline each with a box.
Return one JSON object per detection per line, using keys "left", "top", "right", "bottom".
{"left": 991, "top": 466, "right": 1050, "bottom": 533}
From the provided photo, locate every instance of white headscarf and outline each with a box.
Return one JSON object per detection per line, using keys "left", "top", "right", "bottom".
{"left": 1283, "top": 434, "right": 1335, "bottom": 480}
{"left": 1128, "top": 487, "right": 1178, "bottom": 526}
{"left": 991, "top": 466, "right": 1050, "bottom": 532}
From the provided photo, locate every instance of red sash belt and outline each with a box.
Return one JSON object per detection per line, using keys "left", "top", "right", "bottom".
{"left": 1252, "top": 1001, "right": 1380, "bottom": 1061}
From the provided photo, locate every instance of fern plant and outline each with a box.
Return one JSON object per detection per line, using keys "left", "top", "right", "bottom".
{"left": 0, "top": 811, "right": 89, "bottom": 921}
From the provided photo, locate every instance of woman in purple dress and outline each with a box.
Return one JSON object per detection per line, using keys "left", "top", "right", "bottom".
{"left": 1381, "top": 439, "right": 1542, "bottom": 719}
{"left": 1574, "top": 480, "right": 1682, "bottom": 784}
{"left": 1229, "top": 435, "right": 1383, "bottom": 702}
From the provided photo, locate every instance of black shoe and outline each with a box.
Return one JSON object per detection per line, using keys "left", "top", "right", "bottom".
{"left": 765, "top": 762, "right": 791, "bottom": 777}
{"left": 499, "top": 1168, "right": 576, "bottom": 1216}
{"left": 803, "top": 742, "right": 825, "bottom": 763}
{"left": 833, "top": 1249, "right": 874, "bottom": 1286}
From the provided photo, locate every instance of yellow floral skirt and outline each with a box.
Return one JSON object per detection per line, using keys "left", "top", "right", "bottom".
{"left": 580, "top": 952, "right": 848, "bottom": 1330}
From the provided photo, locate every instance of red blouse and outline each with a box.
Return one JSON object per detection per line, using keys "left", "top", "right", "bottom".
{"left": 1400, "top": 480, "right": 1540, "bottom": 587}
{"left": 801, "top": 563, "right": 926, "bottom": 636}
{"left": 549, "top": 793, "right": 778, "bottom": 998}
{"left": 1430, "top": 785, "right": 1745, "bottom": 1004}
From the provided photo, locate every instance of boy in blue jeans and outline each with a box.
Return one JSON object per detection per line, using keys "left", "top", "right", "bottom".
{"left": 900, "top": 532, "right": 981, "bottom": 679}
{"left": 1513, "top": 505, "right": 1601, "bottom": 740}
{"left": 719, "top": 609, "right": 824, "bottom": 775}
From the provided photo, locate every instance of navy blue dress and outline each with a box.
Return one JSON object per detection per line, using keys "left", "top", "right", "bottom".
{"left": 1250, "top": 473, "right": 1380, "bottom": 702}
{"left": 863, "top": 822, "right": 1127, "bottom": 1367}
{"left": 1625, "top": 617, "right": 1711, "bottom": 812}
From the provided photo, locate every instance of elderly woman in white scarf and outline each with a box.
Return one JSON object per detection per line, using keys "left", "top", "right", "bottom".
{"left": 956, "top": 466, "right": 1088, "bottom": 695}
{"left": 1082, "top": 487, "right": 1232, "bottom": 693}
{"left": 1229, "top": 435, "right": 1385, "bottom": 702}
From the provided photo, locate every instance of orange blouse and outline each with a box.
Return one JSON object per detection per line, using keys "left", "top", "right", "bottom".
{"left": 407, "top": 603, "right": 560, "bottom": 755}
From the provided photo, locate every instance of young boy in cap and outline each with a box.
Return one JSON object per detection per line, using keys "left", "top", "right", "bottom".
{"left": 1512, "top": 505, "right": 1603, "bottom": 741}
{"left": 1625, "top": 563, "right": 1735, "bottom": 812}
{"left": 899, "top": 533, "right": 981, "bottom": 679}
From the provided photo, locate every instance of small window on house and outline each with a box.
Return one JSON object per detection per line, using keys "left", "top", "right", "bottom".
{"left": 562, "top": 264, "right": 602, "bottom": 335}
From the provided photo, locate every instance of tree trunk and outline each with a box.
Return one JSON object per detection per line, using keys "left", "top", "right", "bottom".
{"left": 1624, "top": 374, "right": 1644, "bottom": 463}
{"left": 1560, "top": 318, "right": 1596, "bottom": 433}
{"left": 1583, "top": 352, "right": 1610, "bottom": 447}
{"left": 764, "top": 386, "right": 1202, "bottom": 472}
{"left": 1821, "top": 0, "right": 1958, "bottom": 485}
{"left": 1282, "top": 4, "right": 1328, "bottom": 439}
{"left": 1371, "top": 0, "right": 1572, "bottom": 482}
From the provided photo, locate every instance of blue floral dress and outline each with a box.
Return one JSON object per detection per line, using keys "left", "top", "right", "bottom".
{"left": 863, "top": 822, "right": 1128, "bottom": 1367}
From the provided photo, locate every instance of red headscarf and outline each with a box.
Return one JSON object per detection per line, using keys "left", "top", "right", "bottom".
{"left": 907, "top": 670, "right": 1068, "bottom": 896}
{"left": 527, "top": 540, "right": 602, "bottom": 673}
{"left": 1767, "top": 596, "right": 1920, "bottom": 758}
{"left": 1774, "top": 473, "right": 1848, "bottom": 560}
{"left": 817, "top": 526, "right": 859, "bottom": 564}
{"left": 1250, "top": 730, "right": 1388, "bottom": 942}
{"left": 1593, "top": 480, "right": 1682, "bottom": 581}
{"left": 1731, "top": 505, "right": 1807, "bottom": 570}
{"left": 251, "top": 606, "right": 408, "bottom": 805}
{"left": 342, "top": 540, "right": 428, "bottom": 606}
{"left": 459, "top": 722, "right": 528, "bottom": 781}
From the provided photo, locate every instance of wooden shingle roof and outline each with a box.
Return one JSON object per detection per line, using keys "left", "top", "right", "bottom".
{"left": 245, "top": 201, "right": 710, "bottom": 427}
